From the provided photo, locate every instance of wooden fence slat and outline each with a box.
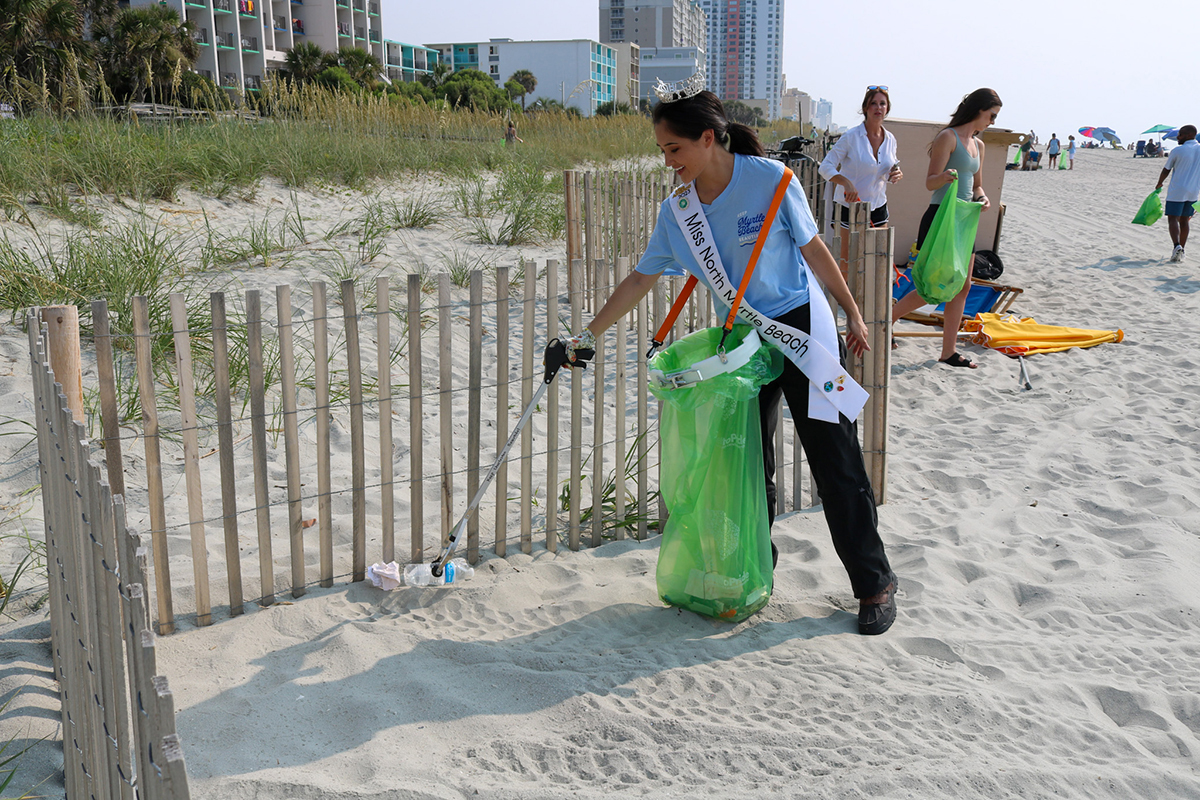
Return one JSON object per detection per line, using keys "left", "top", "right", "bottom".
{"left": 636, "top": 283, "right": 649, "bottom": 540}
{"left": 590, "top": 259, "right": 606, "bottom": 549}
{"left": 276, "top": 285, "right": 306, "bottom": 598}
{"left": 568, "top": 259, "right": 583, "bottom": 551}
{"left": 132, "top": 295, "right": 174, "bottom": 633}
{"left": 437, "top": 273, "right": 453, "bottom": 549}
{"left": 169, "top": 294, "right": 212, "bottom": 626}
{"left": 245, "top": 290, "right": 274, "bottom": 606}
{"left": 545, "top": 259, "right": 559, "bottom": 553}
{"left": 406, "top": 275, "right": 424, "bottom": 563}
{"left": 94, "top": 472, "right": 132, "bottom": 800}
{"left": 312, "top": 282, "right": 334, "bottom": 586}
{"left": 91, "top": 300, "right": 125, "bottom": 498}
{"left": 342, "top": 279, "right": 367, "bottom": 583}
{"left": 494, "top": 266, "right": 510, "bottom": 558}
{"left": 614, "top": 258, "right": 628, "bottom": 540}
{"left": 377, "top": 277, "right": 395, "bottom": 564}
{"left": 466, "top": 270, "right": 483, "bottom": 563}
{"left": 210, "top": 292, "right": 244, "bottom": 613}
{"left": 520, "top": 263, "right": 535, "bottom": 555}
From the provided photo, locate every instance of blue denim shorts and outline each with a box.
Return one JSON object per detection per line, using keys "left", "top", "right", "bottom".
{"left": 1165, "top": 200, "right": 1197, "bottom": 218}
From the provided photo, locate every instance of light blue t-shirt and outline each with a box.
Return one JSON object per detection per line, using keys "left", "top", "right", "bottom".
{"left": 635, "top": 155, "right": 819, "bottom": 319}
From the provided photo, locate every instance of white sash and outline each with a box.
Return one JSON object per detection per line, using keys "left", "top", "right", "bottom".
{"left": 668, "top": 180, "right": 868, "bottom": 423}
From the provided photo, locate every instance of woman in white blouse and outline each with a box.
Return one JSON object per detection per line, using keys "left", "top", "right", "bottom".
{"left": 819, "top": 87, "right": 903, "bottom": 278}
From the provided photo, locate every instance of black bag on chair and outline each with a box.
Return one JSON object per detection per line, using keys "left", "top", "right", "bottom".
{"left": 972, "top": 250, "right": 1004, "bottom": 281}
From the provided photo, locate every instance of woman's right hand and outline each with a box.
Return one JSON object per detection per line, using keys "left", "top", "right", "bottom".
{"left": 941, "top": 168, "right": 958, "bottom": 187}
{"left": 834, "top": 175, "right": 860, "bottom": 203}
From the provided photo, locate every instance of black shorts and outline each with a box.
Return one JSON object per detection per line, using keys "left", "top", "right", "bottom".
{"left": 916, "top": 204, "right": 939, "bottom": 249}
{"left": 838, "top": 203, "right": 889, "bottom": 229}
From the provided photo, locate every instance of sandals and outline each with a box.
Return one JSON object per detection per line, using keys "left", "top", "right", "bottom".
{"left": 939, "top": 352, "right": 978, "bottom": 369}
{"left": 858, "top": 574, "right": 898, "bottom": 636}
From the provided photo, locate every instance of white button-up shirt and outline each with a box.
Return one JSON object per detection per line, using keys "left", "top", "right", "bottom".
{"left": 818, "top": 122, "right": 899, "bottom": 211}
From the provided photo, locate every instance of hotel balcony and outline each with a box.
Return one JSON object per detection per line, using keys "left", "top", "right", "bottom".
{"left": 246, "top": 74, "right": 263, "bottom": 91}
{"left": 240, "top": 35, "right": 258, "bottom": 52}
{"left": 368, "top": 2, "right": 378, "bottom": 14}
{"left": 221, "top": 72, "right": 239, "bottom": 87}
{"left": 368, "top": 29, "right": 379, "bottom": 42}
{"left": 214, "top": 0, "right": 232, "bottom": 12}
{"left": 272, "top": 15, "right": 286, "bottom": 30}
{"left": 337, "top": 22, "right": 351, "bottom": 36}
{"left": 193, "top": 28, "right": 210, "bottom": 45}
{"left": 217, "top": 30, "right": 236, "bottom": 48}
{"left": 292, "top": 18, "right": 305, "bottom": 33}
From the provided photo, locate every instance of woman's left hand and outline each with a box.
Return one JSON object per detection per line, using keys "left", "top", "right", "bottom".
{"left": 845, "top": 316, "right": 870, "bottom": 357}
{"left": 974, "top": 195, "right": 991, "bottom": 211}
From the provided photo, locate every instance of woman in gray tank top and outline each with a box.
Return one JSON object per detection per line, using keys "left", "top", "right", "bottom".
{"left": 891, "top": 88, "right": 1003, "bottom": 369}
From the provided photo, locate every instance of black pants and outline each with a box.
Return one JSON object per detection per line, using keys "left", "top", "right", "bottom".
{"left": 758, "top": 303, "right": 893, "bottom": 599}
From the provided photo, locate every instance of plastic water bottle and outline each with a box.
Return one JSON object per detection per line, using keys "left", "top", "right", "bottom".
{"left": 403, "top": 558, "right": 474, "bottom": 587}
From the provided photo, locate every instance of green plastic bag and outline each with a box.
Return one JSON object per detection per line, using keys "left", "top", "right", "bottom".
{"left": 1131, "top": 188, "right": 1163, "bottom": 226}
{"left": 648, "top": 325, "right": 783, "bottom": 622}
{"left": 1058, "top": 152, "right": 1068, "bottom": 170}
{"left": 1011, "top": 147, "right": 1021, "bottom": 165}
{"left": 911, "top": 179, "right": 983, "bottom": 304}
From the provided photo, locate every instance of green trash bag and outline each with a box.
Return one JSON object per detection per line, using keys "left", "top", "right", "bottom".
{"left": 1058, "top": 153, "right": 1068, "bottom": 170}
{"left": 1011, "top": 147, "right": 1021, "bottom": 165}
{"left": 1131, "top": 188, "right": 1163, "bottom": 226}
{"left": 648, "top": 325, "right": 783, "bottom": 622}
{"left": 911, "top": 179, "right": 983, "bottom": 304}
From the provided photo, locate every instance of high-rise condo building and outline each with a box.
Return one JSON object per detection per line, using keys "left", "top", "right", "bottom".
{"left": 599, "top": 0, "right": 706, "bottom": 49}
{"left": 697, "top": 0, "right": 783, "bottom": 119}
{"left": 137, "top": 0, "right": 385, "bottom": 95}
{"left": 599, "top": 0, "right": 706, "bottom": 108}
{"left": 425, "top": 39, "right": 619, "bottom": 117}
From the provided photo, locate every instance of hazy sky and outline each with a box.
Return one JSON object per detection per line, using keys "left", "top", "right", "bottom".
{"left": 381, "top": 0, "right": 1198, "bottom": 146}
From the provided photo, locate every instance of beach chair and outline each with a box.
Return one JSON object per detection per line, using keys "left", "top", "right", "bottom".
{"left": 891, "top": 269, "right": 1025, "bottom": 337}
{"left": 1135, "top": 140, "right": 1147, "bottom": 157}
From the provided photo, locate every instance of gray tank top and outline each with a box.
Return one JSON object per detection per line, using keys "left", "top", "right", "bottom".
{"left": 931, "top": 130, "right": 980, "bottom": 204}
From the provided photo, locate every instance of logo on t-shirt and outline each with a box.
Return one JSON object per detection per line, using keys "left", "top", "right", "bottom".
{"left": 736, "top": 210, "right": 766, "bottom": 246}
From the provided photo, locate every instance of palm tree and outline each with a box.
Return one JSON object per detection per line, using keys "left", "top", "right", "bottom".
{"left": 284, "top": 41, "right": 325, "bottom": 84}
{"left": 419, "top": 60, "right": 451, "bottom": 91}
{"left": 0, "top": 0, "right": 89, "bottom": 105}
{"left": 96, "top": 5, "right": 199, "bottom": 103}
{"left": 336, "top": 45, "right": 381, "bottom": 89}
{"left": 509, "top": 68, "right": 536, "bottom": 110}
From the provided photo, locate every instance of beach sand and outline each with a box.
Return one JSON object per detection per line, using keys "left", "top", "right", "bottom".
{"left": 4, "top": 148, "right": 1200, "bottom": 798}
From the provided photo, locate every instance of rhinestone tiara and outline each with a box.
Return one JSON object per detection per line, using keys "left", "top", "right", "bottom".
{"left": 653, "top": 71, "right": 706, "bottom": 104}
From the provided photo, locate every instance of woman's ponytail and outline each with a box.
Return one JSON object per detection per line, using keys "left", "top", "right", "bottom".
{"left": 726, "top": 122, "right": 765, "bottom": 156}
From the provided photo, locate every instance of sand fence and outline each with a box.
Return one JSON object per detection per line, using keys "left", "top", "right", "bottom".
{"left": 29, "top": 309, "right": 193, "bottom": 800}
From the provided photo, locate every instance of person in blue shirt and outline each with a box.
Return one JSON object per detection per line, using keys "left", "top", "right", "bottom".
{"left": 545, "top": 89, "right": 898, "bottom": 635}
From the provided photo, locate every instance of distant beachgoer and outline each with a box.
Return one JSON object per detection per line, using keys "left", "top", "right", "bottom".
{"left": 505, "top": 121, "right": 523, "bottom": 145}
{"left": 1154, "top": 124, "right": 1200, "bottom": 263}
{"left": 1068, "top": 135, "right": 1076, "bottom": 168}
{"left": 1047, "top": 134, "right": 1061, "bottom": 169}
{"left": 891, "top": 87, "right": 1003, "bottom": 369}
{"left": 1019, "top": 136, "right": 1032, "bottom": 169}
{"left": 818, "top": 86, "right": 903, "bottom": 280}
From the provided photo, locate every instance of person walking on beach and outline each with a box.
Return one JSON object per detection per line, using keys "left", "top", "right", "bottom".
{"left": 1068, "top": 135, "right": 1076, "bottom": 169}
{"left": 546, "top": 86, "right": 898, "bottom": 635}
{"left": 819, "top": 86, "right": 903, "bottom": 280}
{"left": 505, "top": 121, "right": 523, "bottom": 145}
{"left": 1047, "top": 133, "right": 1061, "bottom": 169}
{"left": 1154, "top": 124, "right": 1200, "bottom": 263}
{"left": 890, "top": 87, "right": 1003, "bottom": 369}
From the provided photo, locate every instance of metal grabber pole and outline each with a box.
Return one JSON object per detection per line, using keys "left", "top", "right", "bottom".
{"left": 430, "top": 338, "right": 593, "bottom": 577}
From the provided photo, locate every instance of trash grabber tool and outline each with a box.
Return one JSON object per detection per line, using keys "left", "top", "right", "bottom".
{"left": 430, "top": 337, "right": 594, "bottom": 578}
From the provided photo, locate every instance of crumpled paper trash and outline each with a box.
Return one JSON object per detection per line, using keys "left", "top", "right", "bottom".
{"left": 366, "top": 561, "right": 402, "bottom": 591}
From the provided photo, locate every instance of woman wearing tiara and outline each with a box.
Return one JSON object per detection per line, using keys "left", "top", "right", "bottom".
{"left": 819, "top": 86, "right": 903, "bottom": 279}
{"left": 545, "top": 80, "right": 898, "bottom": 635}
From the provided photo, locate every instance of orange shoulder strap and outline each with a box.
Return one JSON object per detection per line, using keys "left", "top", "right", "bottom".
{"left": 649, "top": 167, "right": 794, "bottom": 355}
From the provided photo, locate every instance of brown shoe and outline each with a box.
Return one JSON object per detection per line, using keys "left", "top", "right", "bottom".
{"left": 858, "top": 574, "right": 897, "bottom": 635}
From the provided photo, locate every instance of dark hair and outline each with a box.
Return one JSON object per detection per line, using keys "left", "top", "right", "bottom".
{"left": 1181, "top": 124, "right": 1198, "bottom": 139}
{"left": 860, "top": 88, "right": 891, "bottom": 116}
{"left": 946, "top": 88, "right": 1002, "bottom": 129}
{"left": 652, "top": 91, "right": 765, "bottom": 156}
